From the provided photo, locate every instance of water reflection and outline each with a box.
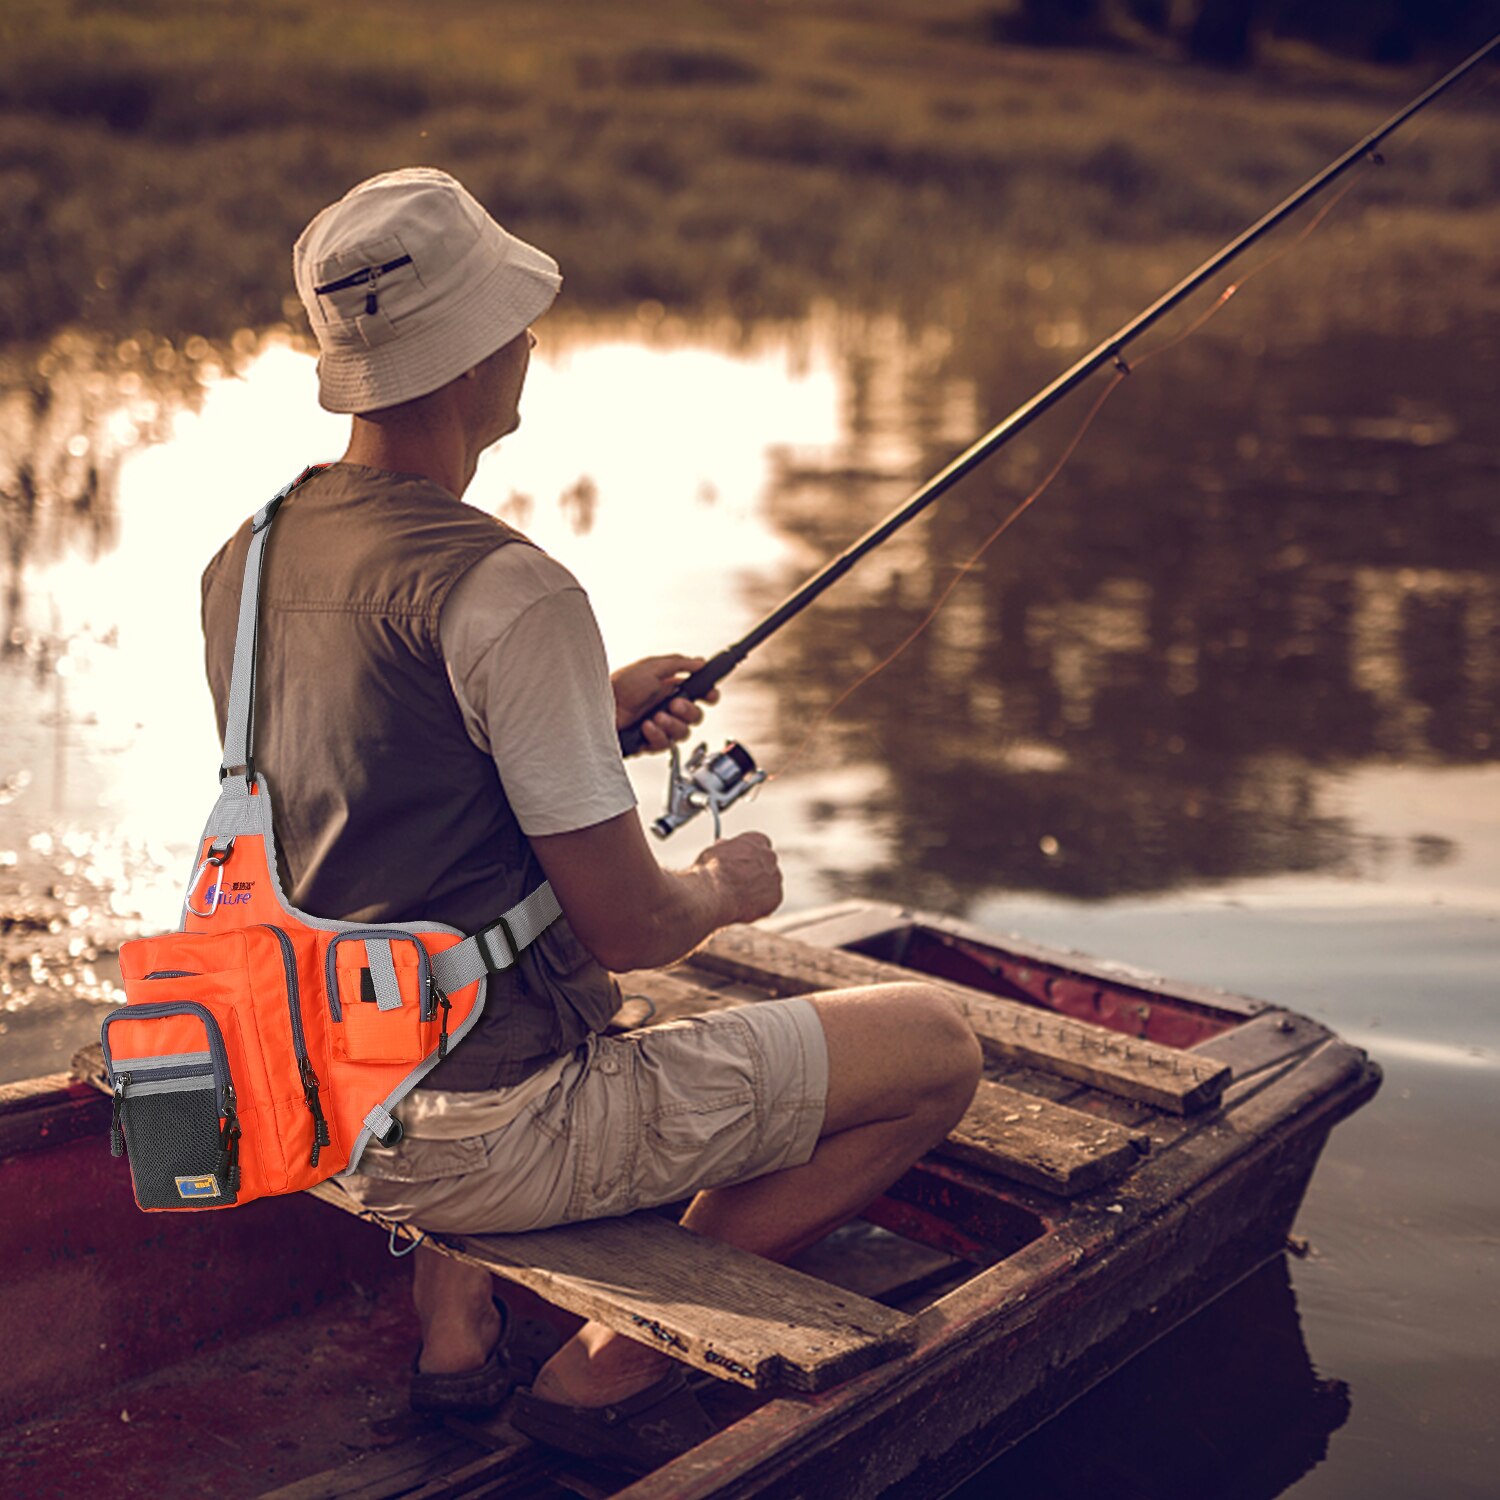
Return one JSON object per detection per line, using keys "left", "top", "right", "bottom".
{"left": 748, "top": 316, "right": 1499, "bottom": 904}
{"left": 0, "top": 309, "right": 1495, "bottom": 966}
{"left": 950, "top": 1256, "right": 1352, "bottom": 1499}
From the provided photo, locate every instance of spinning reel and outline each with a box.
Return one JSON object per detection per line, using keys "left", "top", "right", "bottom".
{"left": 652, "top": 741, "right": 767, "bottom": 840}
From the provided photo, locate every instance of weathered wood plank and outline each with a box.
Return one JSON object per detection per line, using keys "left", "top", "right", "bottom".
{"left": 309, "top": 1184, "right": 913, "bottom": 1394}
{"left": 937, "top": 1079, "right": 1148, "bottom": 1197}
{"left": 693, "top": 926, "right": 1229, "bottom": 1115}
{"left": 397, "top": 1443, "right": 548, "bottom": 1500}
{"left": 252, "top": 1428, "right": 494, "bottom": 1500}
{"left": 1191, "top": 1010, "right": 1332, "bottom": 1079}
{"left": 0, "top": 1070, "right": 112, "bottom": 1160}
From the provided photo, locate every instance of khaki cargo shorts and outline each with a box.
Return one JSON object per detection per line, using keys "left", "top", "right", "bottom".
{"left": 343, "top": 998, "right": 829, "bottom": 1234}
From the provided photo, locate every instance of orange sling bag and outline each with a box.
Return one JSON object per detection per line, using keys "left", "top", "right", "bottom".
{"left": 102, "top": 468, "right": 561, "bottom": 1210}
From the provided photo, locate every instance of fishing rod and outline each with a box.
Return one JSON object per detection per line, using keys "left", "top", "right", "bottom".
{"left": 623, "top": 32, "right": 1500, "bottom": 833}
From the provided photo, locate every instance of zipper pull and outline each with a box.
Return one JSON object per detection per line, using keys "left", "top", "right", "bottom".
{"left": 432, "top": 980, "right": 453, "bottom": 1059}
{"left": 301, "top": 1060, "right": 331, "bottom": 1166}
{"left": 217, "top": 1087, "right": 242, "bottom": 1192}
{"left": 109, "top": 1074, "right": 130, "bottom": 1157}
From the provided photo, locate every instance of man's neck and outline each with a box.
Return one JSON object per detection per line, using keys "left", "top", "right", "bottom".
{"left": 341, "top": 402, "right": 478, "bottom": 500}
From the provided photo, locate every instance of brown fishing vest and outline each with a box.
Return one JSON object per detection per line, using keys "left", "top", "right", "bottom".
{"left": 200, "top": 462, "right": 621, "bottom": 1089}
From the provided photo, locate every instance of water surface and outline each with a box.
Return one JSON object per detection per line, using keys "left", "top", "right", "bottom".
{"left": 1, "top": 303, "right": 1496, "bottom": 1497}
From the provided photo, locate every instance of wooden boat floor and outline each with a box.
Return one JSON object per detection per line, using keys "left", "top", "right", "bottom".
{"left": 0, "top": 1213, "right": 958, "bottom": 1500}
{"left": 2, "top": 1274, "right": 674, "bottom": 1500}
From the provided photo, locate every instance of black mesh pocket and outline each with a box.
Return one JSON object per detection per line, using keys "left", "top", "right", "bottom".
{"left": 120, "top": 1083, "right": 238, "bottom": 1208}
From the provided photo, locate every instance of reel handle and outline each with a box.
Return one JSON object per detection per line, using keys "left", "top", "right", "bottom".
{"left": 617, "top": 647, "right": 742, "bottom": 757}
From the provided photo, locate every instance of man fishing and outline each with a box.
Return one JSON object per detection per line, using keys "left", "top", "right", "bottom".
{"left": 199, "top": 167, "right": 980, "bottom": 1472}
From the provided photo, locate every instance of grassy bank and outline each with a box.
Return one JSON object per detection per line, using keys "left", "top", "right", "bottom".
{"left": 1, "top": 0, "right": 1497, "bottom": 345}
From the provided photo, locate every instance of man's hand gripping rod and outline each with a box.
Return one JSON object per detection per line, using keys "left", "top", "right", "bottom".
{"left": 619, "top": 647, "right": 768, "bottom": 841}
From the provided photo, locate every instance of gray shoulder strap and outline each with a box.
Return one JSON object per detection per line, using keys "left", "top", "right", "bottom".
{"left": 218, "top": 468, "right": 564, "bottom": 980}
{"left": 429, "top": 881, "right": 564, "bottom": 994}
{"left": 219, "top": 472, "right": 316, "bottom": 791}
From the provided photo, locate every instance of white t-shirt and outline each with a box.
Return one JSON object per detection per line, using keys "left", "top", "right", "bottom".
{"left": 438, "top": 542, "right": 638, "bottom": 837}
{"left": 401, "top": 540, "right": 637, "bottom": 1139}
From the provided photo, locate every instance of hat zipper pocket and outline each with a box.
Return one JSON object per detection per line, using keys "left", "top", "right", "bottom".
{"left": 102, "top": 1002, "right": 241, "bottom": 1209}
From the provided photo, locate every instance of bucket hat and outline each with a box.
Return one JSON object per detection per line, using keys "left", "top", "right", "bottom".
{"left": 293, "top": 168, "right": 561, "bottom": 414}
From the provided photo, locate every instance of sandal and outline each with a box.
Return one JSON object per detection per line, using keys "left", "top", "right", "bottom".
{"left": 409, "top": 1300, "right": 554, "bottom": 1417}
{"left": 510, "top": 1367, "right": 717, "bottom": 1475}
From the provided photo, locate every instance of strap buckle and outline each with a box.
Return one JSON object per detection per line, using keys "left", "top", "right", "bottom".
{"left": 475, "top": 913, "right": 522, "bottom": 973}
{"left": 251, "top": 497, "right": 284, "bottom": 534}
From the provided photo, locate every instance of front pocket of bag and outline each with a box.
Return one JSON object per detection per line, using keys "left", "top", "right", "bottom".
{"left": 102, "top": 1004, "right": 242, "bottom": 1209}
{"left": 325, "top": 931, "right": 435, "bottom": 1064}
{"left": 120, "top": 929, "right": 318, "bottom": 1186}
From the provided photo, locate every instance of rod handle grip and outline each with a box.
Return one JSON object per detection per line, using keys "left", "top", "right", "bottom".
{"left": 617, "top": 648, "right": 742, "bottom": 757}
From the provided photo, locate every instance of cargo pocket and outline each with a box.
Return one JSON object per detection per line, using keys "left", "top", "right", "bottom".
{"left": 355, "top": 1134, "right": 487, "bottom": 1184}
{"left": 101, "top": 1002, "right": 243, "bottom": 1209}
{"left": 325, "top": 930, "right": 439, "bottom": 1064}
{"left": 637, "top": 1092, "right": 759, "bottom": 1205}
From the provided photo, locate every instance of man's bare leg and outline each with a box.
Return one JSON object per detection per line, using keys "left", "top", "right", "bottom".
{"left": 412, "top": 1243, "right": 501, "bottom": 1374}
{"left": 530, "top": 983, "right": 982, "bottom": 1406}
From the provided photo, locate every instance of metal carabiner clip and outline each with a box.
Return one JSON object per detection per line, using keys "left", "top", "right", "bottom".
{"left": 186, "top": 838, "right": 235, "bottom": 918}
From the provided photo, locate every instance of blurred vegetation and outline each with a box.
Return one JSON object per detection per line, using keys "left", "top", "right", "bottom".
{"left": 0, "top": 0, "right": 1497, "bottom": 344}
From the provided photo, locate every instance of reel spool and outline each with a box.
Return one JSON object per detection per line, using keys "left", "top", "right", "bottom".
{"left": 653, "top": 741, "right": 767, "bottom": 840}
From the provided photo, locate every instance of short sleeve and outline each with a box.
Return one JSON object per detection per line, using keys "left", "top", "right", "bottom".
{"left": 439, "top": 546, "right": 637, "bottom": 837}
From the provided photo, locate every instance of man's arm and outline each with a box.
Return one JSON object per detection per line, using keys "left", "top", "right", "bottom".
{"left": 529, "top": 812, "right": 781, "bottom": 973}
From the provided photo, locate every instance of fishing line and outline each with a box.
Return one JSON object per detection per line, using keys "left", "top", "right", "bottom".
{"left": 1130, "top": 175, "right": 1361, "bottom": 371}
{"left": 623, "top": 34, "right": 1500, "bottom": 835}
{"left": 767, "top": 369, "right": 1127, "bottom": 783}
{"left": 770, "top": 162, "right": 1377, "bottom": 781}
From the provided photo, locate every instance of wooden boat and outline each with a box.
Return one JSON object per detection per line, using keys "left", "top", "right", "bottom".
{"left": 0, "top": 901, "right": 1379, "bottom": 1499}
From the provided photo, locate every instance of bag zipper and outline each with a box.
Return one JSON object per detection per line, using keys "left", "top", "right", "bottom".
{"left": 110, "top": 1073, "right": 130, "bottom": 1156}
{"left": 260, "top": 924, "right": 331, "bottom": 1166}
{"left": 109, "top": 1055, "right": 214, "bottom": 1150}
{"left": 430, "top": 976, "right": 452, "bottom": 1058}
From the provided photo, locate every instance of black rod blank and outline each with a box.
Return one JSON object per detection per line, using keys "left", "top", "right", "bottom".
{"left": 618, "top": 33, "right": 1500, "bottom": 755}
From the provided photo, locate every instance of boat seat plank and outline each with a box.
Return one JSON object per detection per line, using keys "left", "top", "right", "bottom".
{"left": 938, "top": 1079, "right": 1149, "bottom": 1197}
{"left": 693, "top": 927, "right": 1229, "bottom": 1115}
{"left": 1191, "top": 1010, "right": 1332, "bottom": 1079}
{"left": 309, "top": 1184, "right": 913, "bottom": 1394}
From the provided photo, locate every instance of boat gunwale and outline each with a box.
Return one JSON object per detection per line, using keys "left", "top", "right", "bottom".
{"left": 610, "top": 1038, "right": 1380, "bottom": 1499}
{"left": 765, "top": 899, "right": 1275, "bottom": 1024}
